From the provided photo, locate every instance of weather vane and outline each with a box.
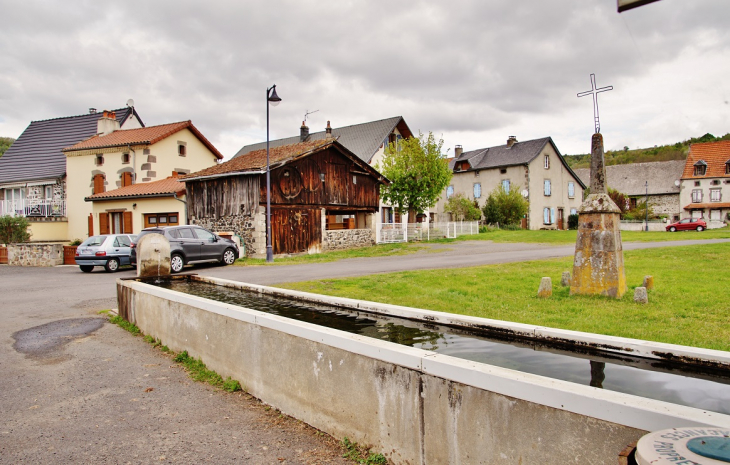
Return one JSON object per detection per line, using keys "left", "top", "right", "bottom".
{"left": 577, "top": 74, "right": 613, "bottom": 134}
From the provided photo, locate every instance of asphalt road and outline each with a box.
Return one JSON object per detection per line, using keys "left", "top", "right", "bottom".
{"left": 1, "top": 237, "right": 728, "bottom": 464}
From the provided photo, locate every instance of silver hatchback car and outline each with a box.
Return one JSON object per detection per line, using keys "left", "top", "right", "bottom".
{"left": 75, "top": 234, "right": 137, "bottom": 273}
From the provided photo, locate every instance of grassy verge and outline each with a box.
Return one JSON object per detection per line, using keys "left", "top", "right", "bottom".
{"left": 281, "top": 242, "right": 730, "bottom": 351}
{"left": 235, "top": 242, "right": 426, "bottom": 266}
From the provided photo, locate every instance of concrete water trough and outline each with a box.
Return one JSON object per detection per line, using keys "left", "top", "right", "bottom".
{"left": 116, "top": 275, "right": 730, "bottom": 464}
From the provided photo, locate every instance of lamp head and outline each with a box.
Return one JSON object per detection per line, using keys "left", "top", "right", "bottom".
{"left": 268, "top": 86, "right": 282, "bottom": 106}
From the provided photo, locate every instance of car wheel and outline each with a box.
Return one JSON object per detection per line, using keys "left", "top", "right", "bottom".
{"left": 105, "top": 258, "right": 120, "bottom": 273}
{"left": 80, "top": 265, "right": 94, "bottom": 273}
{"left": 697, "top": 225, "right": 704, "bottom": 232}
{"left": 170, "top": 254, "right": 184, "bottom": 273}
{"left": 221, "top": 248, "right": 236, "bottom": 266}
{"left": 669, "top": 226, "right": 676, "bottom": 232}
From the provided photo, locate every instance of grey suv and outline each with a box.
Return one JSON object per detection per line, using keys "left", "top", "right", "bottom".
{"left": 132, "top": 225, "right": 239, "bottom": 273}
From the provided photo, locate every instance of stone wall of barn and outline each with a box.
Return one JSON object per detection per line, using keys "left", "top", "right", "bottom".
{"left": 323, "top": 229, "right": 375, "bottom": 251}
{"left": 190, "top": 207, "right": 267, "bottom": 258}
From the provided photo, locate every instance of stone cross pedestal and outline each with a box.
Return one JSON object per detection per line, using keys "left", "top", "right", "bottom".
{"left": 570, "top": 133, "right": 627, "bottom": 298}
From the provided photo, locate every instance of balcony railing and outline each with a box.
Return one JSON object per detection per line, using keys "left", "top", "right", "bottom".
{"left": 0, "top": 199, "right": 67, "bottom": 218}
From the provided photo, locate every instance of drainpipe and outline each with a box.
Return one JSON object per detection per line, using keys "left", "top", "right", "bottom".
{"left": 173, "top": 193, "right": 188, "bottom": 225}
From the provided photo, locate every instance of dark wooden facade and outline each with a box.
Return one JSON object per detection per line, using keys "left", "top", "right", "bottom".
{"left": 185, "top": 142, "right": 385, "bottom": 256}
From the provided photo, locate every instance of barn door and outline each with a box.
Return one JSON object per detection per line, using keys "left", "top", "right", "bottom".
{"left": 325, "top": 163, "right": 347, "bottom": 205}
{"left": 271, "top": 208, "right": 321, "bottom": 255}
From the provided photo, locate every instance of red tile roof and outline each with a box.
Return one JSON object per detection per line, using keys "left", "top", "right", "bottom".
{"left": 63, "top": 121, "right": 224, "bottom": 159}
{"left": 183, "top": 139, "right": 335, "bottom": 180}
{"left": 682, "top": 140, "right": 730, "bottom": 179}
{"left": 85, "top": 176, "right": 186, "bottom": 201}
{"left": 683, "top": 202, "right": 730, "bottom": 210}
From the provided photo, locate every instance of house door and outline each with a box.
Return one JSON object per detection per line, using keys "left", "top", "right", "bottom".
{"left": 557, "top": 208, "right": 564, "bottom": 230}
{"left": 271, "top": 207, "right": 321, "bottom": 255}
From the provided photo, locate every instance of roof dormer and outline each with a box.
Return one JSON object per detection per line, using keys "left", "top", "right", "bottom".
{"left": 693, "top": 160, "right": 707, "bottom": 176}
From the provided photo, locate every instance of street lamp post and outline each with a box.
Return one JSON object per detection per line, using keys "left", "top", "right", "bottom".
{"left": 266, "top": 84, "right": 282, "bottom": 263}
{"left": 644, "top": 181, "right": 649, "bottom": 232}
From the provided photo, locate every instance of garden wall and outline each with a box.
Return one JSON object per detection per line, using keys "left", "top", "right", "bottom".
{"left": 323, "top": 229, "right": 374, "bottom": 251}
{"left": 8, "top": 243, "right": 64, "bottom": 266}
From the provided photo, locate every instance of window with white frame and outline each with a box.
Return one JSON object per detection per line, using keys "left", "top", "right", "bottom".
{"left": 710, "top": 189, "right": 721, "bottom": 202}
{"left": 446, "top": 185, "right": 454, "bottom": 198}
{"left": 568, "top": 181, "right": 575, "bottom": 198}
{"left": 474, "top": 183, "right": 481, "bottom": 199}
{"left": 501, "top": 179, "right": 510, "bottom": 193}
{"left": 570, "top": 208, "right": 577, "bottom": 215}
{"left": 693, "top": 161, "right": 706, "bottom": 176}
{"left": 711, "top": 209, "right": 721, "bottom": 221}
{"left": 544, "top": 154, "right": 549, "bottom": 169}
{"left": 692, "top": 189, "right": 703, "bottom": 203}
{"left": 544, "top": 179, "right": 551, "bottom": 196}
{"left": 543, "top": 207, "right": 551, "bottom": 224}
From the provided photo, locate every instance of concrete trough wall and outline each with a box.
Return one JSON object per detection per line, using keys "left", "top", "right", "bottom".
{"left": 117, "top": 278, "right": 730, "bottom": 465}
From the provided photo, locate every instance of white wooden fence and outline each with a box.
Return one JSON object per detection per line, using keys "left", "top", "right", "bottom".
{"left": 378, "top": 221, "right": 479, "bottom": 243}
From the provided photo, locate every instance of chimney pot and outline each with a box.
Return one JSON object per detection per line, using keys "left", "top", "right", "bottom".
{"left": 507, "top": 136, "right": 517, "bottom": 148}
{"left": 97, "top": 109, "right": 120, "bottom": 135}
{"left": 300, "top": 121, "right": 310, "bottom": 142}
{"left": 89, "top": 108, "right": 97, "bottom": 114}
{"left": 455, "top": 145, "right": 463, "bottom": 157}
{"left": 326, "top": 120, "right": 332, "bottom": 137}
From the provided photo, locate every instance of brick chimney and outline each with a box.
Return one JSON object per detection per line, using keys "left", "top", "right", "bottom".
{"left": 325, "top": 121, "right": 332, "bottom": 137}
{"left": 507, "top": 136, "right": 517, "bottom": 148}
{"left": 455, "top": 145, "right": 463, "bottom": 157}
{"left": 300, "top": 121, "right": 310, "bottom": 142}
{"left": 97, "top": 110, "right": 120, "bottom": 136}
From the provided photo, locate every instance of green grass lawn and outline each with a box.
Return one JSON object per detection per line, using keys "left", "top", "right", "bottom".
{"left": 235, "top": 227, "right": 730, "bottom": 266}
{"left": 281, "top": 243, "right": 730, "bottom": 351}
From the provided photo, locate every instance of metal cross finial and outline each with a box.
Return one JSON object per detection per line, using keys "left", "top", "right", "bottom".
{"left": 577, "top": 74, "right": 613, "bottom": 134}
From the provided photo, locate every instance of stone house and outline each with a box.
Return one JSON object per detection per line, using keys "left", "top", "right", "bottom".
{"left": 235, "top": 116, "right": 414, "bottom": 233}
{"left": 573, "top": 160, "right": 684, "bottom": 221}
{"left": 679, "top": 140, "right": 730, "bottom": 225}
{"left": 0, "top": 106, "right": 143, "bottom": 241}
{"left": 436, "top": 136, "right": 585, "bottom": 230}
{"left": 183, "top": 138, "right": 388, "bottom": 257}
{"left": 62, "top": 116, "right": 223, "bottom": 239}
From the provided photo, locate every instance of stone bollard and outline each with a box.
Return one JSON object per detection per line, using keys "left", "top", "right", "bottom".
{"left": 561, "top": 271, "right": 571, "bottom": 287}
{"left": 537, "top": 277, "right": 552, "bottom": 298}
{"left": 634, "top": 287, "right": 648, "bottom": 304}
{"left": 642, "top": 275, "right": 654, "bottom": 290}
{"left": 137, "top": 233, "right": 171, "bottom": 278}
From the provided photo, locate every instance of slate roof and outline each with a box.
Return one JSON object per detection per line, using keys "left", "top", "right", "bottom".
{"left": 451, "top": 137, "right": 586, "bottom": 188}
{"left": 85, "top": 176, "right": 186, "bottom": 201}
{"left": 233, "top": 116, "right": 412, "bottom": 164}
{"left": 184, "top": 138, "right": 386, "bottom": 183}
{"left": 682, "top": 140, "right": 730, "bottom": 179}
{"left": 64, "top": 120, "right": 224, "bottom": 160}
{"left": 573, "top": 160, "right": 685, "bottom": 196}
{"left": 0, "top": 107, "right": 141, "bottom": 185}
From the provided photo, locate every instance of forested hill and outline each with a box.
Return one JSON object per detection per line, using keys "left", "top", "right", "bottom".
{"left": 0, "top": 137, "right": 15, "bottom": 158}
{"left": 563, "top": 132, "right": 730, "bottom": 169}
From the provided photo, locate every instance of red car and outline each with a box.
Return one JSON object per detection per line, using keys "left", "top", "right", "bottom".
{"left": 666, "top": 218, "right": 706, "bottom": 232}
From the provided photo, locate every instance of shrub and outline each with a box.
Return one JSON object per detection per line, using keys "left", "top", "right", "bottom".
{"left": 0, "top": 215, "right": 31, "bottom": 244}
{"left": 444, "top": 193, "right": 482, "bottom": 221}
{"left": 481, "top": 186, "right": 528, "bottom": 226}
{"left": 568, "top": 214, "right": 579, "bottom": 230}
{"left": 70, "top": 238, "right": 83, "bottom": 246}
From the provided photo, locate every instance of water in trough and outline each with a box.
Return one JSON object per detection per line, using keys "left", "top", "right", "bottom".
{"left": 157, "top": 279, "right": 730, "bottom": 415}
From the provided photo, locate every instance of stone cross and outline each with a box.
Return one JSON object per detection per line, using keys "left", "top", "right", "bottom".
{"left": 577, "top": 74, "right": 613, "bottom": 134}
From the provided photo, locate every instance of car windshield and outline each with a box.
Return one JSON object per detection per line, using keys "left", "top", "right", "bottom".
{"left": 81, "top": 236, "right": 107, "bottom": 247}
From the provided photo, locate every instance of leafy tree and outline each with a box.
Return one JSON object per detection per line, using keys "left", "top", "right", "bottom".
{"left": 377, "top": 132, "right": 452, "bottom": 223}
{"left": 444, "top": 194, "right": 481, "bottom": 221}
{"left": 481, "top": 185, "right": 528, "bottom": 226}
{"left": 0, "top": 215, "right": 31, "bottom": 244}
{"left": 607, "top": 188, "right": 629, "bottom": 213}
{"left": 623, "top": 199, "right": 655, "bottom": 221}
{"left": 0, "top": 137, "right": 15, "bottom": 158}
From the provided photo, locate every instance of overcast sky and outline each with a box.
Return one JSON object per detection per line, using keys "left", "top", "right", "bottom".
{"left": 1, "top": 0, "right": 728, "bottom": 159}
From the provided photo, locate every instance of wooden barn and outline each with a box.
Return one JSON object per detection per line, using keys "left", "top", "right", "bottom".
{"left": 182, "top": 138, "right": 388, "bottom": 257}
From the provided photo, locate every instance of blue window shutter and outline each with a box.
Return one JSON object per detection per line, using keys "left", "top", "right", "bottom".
{"left": 502, "top": 179, "right": 510, "bottom": 193}
{"left": 544, "top": 180, "right": 551, "bottom": 196}
{"left": 568, "top": 182, "right": 574, "bottom": 197}
{"left": 551, "top": 208, "right": 556, "bottom": 224}
{"left": 544, "top": 208, "right": 549, "bottom": 224}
